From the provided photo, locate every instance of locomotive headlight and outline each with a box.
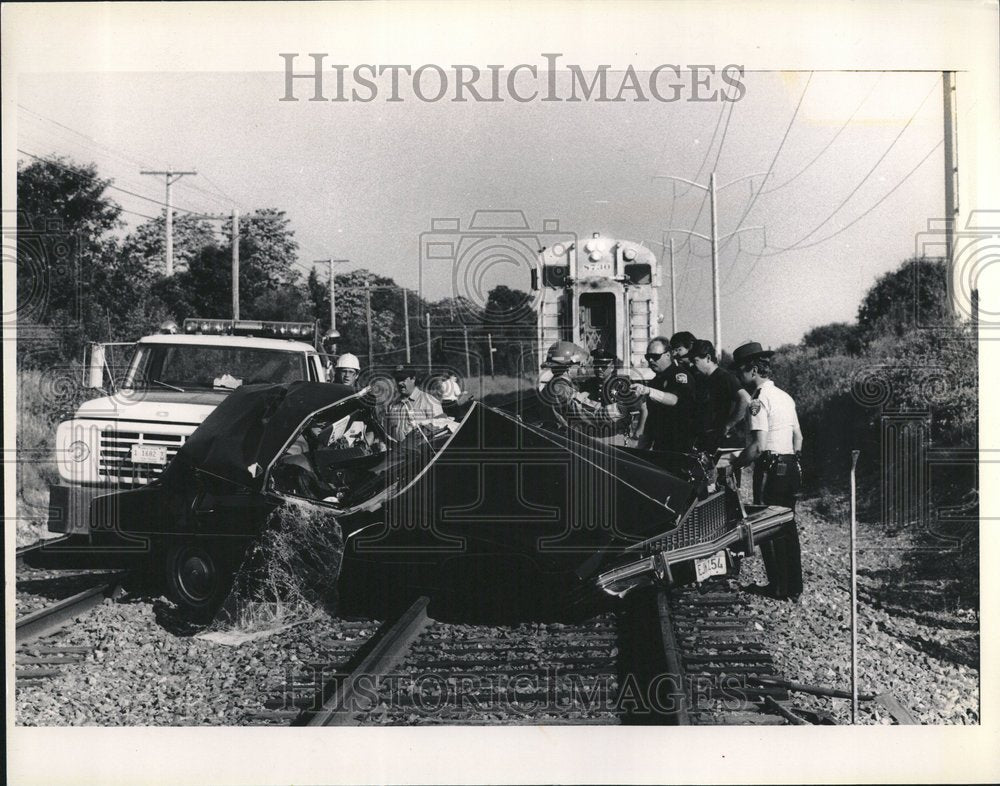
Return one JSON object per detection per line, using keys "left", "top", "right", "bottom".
{"left": 589, "top": 251, "right": 602, "bottom": 262}
{"left": 68, "top": 440, "right": 91, "bottom": 462}
{"left": 623, "top": 248, "right": 637, "bottom": 261}
{"left": 552, "top": 243, "right": 566, "bottom": 256}
{"left": 584, "top": 240, "right": 596, "bottom": 253}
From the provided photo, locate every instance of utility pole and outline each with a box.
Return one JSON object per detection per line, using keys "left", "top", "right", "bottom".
{"left": 402, "top": 289, "right": 411, "bottom": 363}
{"left": 942, "top": 71, "right": 959, "bottom": 318}
{"left": 203, "top": 210, "right": 269, "bottom": 319}
{"left": 668, "top": 235, "right": 677, "bottom": 334}
{"left": 463, "top": 326, "right": 471, "bottom": 377}
{"left": 425, "top": 313, "right": 432, "bottom": 373}
{"left": 231, "top": 209, "right": 239, "bottom": 318}
{"left": 709, "top": 172, "right": 721, "bottom": 350}
{"left": 487, "top": 333, "right": 496, "bottom": 378}
{"left": 314, "top": 259, "right": 350, "bottom": 332}
{"left": 656, "top": 171, "right": 766, "bottom": 350}
{"left": 140, "top": 169, "right": 197, "bottom": 276}
{"left": 364, "top": 281, "right": 374, "bottom": 368}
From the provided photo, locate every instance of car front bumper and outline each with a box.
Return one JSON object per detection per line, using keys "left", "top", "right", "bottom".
{"left": 594, "top": 503, "right": 795, "bottom": 597}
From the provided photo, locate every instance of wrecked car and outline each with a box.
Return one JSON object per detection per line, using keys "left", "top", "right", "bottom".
{"left": 77, "top": 381, "right": 795, "bottom": 618}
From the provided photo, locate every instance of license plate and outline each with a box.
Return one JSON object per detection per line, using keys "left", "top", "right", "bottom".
{"left": 694, "top": 550, "right": 727, "bottom": 582}
{"left": 131, "top": 444, "right": 167, "bottom": 465}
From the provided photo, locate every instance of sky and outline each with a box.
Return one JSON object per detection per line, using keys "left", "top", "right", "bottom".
{"left": 17, "top": 68, "right": 944, "bottom": 350}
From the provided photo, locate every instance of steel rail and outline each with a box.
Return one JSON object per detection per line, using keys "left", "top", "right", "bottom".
{"left": 16, "top": 574, "right": 125, "bottom": 644}
{"left": 306, "top": 596, "right": 432, "bottom": 726}
{"left": 15, "top": 536, "right": 73, "bottom": 569}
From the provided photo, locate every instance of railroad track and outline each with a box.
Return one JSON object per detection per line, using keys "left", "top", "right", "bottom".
{"left": 252, "top": 580, "right": 828, "bottom": 726}
{"left": 16, "top": 574, "right": 127, "bottom": 687}
{"left": 16, "top": 536, "right": 72, "bottom": 569}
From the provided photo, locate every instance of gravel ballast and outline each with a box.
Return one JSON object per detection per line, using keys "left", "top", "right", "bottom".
{"left": 15, "top": 498, "right": 979, "bottom": 726}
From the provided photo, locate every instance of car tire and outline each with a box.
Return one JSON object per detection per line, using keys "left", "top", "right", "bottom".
{"left": 164, "top": 540, "right": 239, "bottom": 621}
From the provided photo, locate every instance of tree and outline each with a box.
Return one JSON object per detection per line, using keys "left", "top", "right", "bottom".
{"left": 856, "top": 257, "right": 952, "bottom": 345}
{"left": 802, "top": 321, "right": 861, "bottom": 356}
{"left": 120, "top": 213, "right": 217, "bottom": 277}
{"left": 16, "top": 156, "right": 124, "bottom": 361}
{"left": 221, "top": 208, "right": 300, "bottom": 306}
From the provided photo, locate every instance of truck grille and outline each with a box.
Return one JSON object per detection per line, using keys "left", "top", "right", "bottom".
{"left": 98, "top": 430, "right": 186, "bottom": 487}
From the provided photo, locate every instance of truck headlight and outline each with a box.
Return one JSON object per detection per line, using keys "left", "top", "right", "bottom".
{"left": 68, "top": 440, "right": 91, "bottom": 462}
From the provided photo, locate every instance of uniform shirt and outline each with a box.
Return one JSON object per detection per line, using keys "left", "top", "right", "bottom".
{"left": 747, "top": 379, "right": 800, "bottom": 454}
{"left": 696, "top": 366, "right": 743, "bottom": 451}
{"left": 385, "top": 387, "right": 444, "bottom": 441}
{"left": 645, "top": 362, "right": 696, "bottom": 452}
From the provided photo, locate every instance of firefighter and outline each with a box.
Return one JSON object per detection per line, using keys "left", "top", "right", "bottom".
{"left": 729, "top": 341, "right": 804, "bottom": 600}
{"left": 539, "top": 340, "right": 588, "bottom": 429}
{"left": 689, "top": 339, "right": 749, "bottom": 454}
{"left": 631, "top": 336, "right": 697, "bottom": 453}
{"left": 332, "top": 352, "right": 361, "bottom": 388}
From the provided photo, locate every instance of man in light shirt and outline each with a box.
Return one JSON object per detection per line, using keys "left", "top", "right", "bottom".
{"left": 385, "top": 365, "right": 444, "bottom": 442}
{"left": 730, "top": 341, "right": 804, "bottom": 600}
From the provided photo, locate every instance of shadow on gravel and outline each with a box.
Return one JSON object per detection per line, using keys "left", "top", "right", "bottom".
{"left": 873, "top": 622, "right": 979, "bottom": 670}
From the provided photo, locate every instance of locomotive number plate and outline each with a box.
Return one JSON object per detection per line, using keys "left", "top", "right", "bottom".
{"left": 131, "top": 444, "right": 167, "bottom": 465}
{"left": 694, "top": 550, "right": 727, "bottom": 582}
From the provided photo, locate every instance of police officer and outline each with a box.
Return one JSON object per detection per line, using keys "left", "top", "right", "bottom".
{"left": 689, "top": 339, "right": 749, "bottom": 454}
{"left": 730, "top": 341, "right": 804, "bottom": 600}
{"left": 576, "top": 349, "right": 638, "bottom": 442}
{"left": 631, "top": 336, "right": 697, "bottom": 453}
{"left": 332, "top": 352, "right": 361, "bottom": 388}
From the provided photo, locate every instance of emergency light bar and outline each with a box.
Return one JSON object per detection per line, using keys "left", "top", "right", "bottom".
{"left": 182, "top": 318, "right": 316, "bottom": 339}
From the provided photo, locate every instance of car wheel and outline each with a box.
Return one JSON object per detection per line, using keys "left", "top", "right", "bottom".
{"left": 164, "top": 540, "right": 237, "bottom": 620}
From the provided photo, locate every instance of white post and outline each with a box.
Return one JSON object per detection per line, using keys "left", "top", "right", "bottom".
{"left": 850, "top": 449, "right": 860, "bottom": 724}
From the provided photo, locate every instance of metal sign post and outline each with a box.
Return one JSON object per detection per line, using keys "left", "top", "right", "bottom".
{"left": 850, "top": 449, "right": 860, "bottom": 724}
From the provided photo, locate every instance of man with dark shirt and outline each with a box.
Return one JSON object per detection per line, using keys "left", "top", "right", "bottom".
{"left": 690, "top": 339, "right": 749, "bottom": 453}
{"left": 631, "top": 336, "right": 696, "bottom": 453}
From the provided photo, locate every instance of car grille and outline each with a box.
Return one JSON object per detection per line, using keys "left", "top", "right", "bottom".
{"left": 98, "top": 430, "right": 186, "bottom": 487}
{"left": 641, "top": 490, "right": 737, "bottom": 554}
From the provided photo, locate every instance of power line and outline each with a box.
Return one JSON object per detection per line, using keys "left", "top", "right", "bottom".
{"left": 673, "top": 99, "right": 736, "bottom": 256}
{"left": 761, "top": 73, "right": 883, "bottom": 196}
{"left": 18, "top": 105, "right": 241, "bottom": 212}
{"left": 725, "top": 137, "right": 943, "bottom": 295}
{"left": 718, "top": 71, "right": 814, "bottom": 260}
{"left": 17, "top": 148, "right": 210, "bottom": 217}
{"left": 761, "top": 76, "right": 939, "bottom": 255}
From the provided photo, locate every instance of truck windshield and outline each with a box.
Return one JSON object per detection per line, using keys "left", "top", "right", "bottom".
{"left": 125, "top": 344, "right": 308, "bottom": 390}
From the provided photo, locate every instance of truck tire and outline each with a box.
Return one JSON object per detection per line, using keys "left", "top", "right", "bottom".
{"left": 164, "top": 540, "right": 239, "bottom": 621}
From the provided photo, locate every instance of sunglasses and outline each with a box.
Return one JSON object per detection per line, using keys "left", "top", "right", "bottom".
{"left": 644, "top": 352, "right": 667, "bottom": 362}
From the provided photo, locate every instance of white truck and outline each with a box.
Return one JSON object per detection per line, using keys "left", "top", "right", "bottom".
{"left": 49, "top": 317, "right": 329, "bottom": 535}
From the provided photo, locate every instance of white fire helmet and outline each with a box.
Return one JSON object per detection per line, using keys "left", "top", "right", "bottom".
{"left": 335, "top": 353, "right": 361, "bottom": 372}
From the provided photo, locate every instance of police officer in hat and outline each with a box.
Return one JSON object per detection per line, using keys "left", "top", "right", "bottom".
{"left": 576, "top": 348, "right": 639, "bottom": 442}
{"left": 730, "top": 341, "right": 804, "bottom": 599}
{"left": 332, "top": 352, "right": 361, "bottom": 388}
